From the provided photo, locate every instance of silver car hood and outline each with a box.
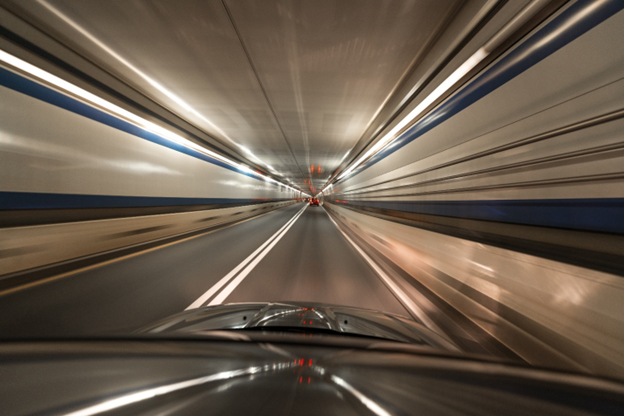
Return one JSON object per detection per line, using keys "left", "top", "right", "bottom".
{"left": 139, "top": 301, "right": 457, "bottom": 350}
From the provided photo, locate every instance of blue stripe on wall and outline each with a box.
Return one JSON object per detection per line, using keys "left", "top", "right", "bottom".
{"left": 0, "top": 191, "right": 286, "bottom": 210}
{"left": 341, "top": 198, "right": 624, "bottom": 234}
{"left": 343, "top": 0, "right": 624, "bottom": 180}
{"left": 0, "top": 67, "right": 262, "bottom": 181}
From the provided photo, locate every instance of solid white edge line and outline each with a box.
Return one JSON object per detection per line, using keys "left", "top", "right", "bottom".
{"left": 185, "top": 204, "right": 307, "bottom": 310}
{"left": 322, "top": 207, "right": 443, "bottom": 334}
{"left": 208, "top": 205, "right": 307, "bottom": 306}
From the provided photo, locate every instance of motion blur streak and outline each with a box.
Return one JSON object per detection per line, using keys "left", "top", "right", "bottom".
{"left": 336, "top": 48, "right": 488, "bottom": 182}
{"left": 331, "top": 375, "right": 392, "bottom": 416}
{"left": 36, "top": 0, "right": 237, "bottom": 148}
{"left": 63, "top": 367, "right": 263, "bottom": 416}
{"left": 0, "top": 0, "right": 623, "bottom": 383}
{"left": 0, "top": 203, "right": 284, "bottom": 297}
{"left": 0, "top": 50, "right": 303, "bottom": 195}
{"left": 323, "top": 206, "right": 445, "bottom": 335}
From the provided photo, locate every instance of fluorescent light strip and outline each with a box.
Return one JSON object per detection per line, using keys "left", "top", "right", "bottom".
{"left": 37, "top": 0, "right": 284, "bottom": 182}
{"left": 330, "top": 0, "right": 555, "bottom": 191}
{"left": 37, "top": 0, "right": 240, "bottom": 149}
{"left": 335, "top": 48, "right": 488, "bottom": 184}
{"left": 0, "top": 49, "right": 307, "bottom": 196}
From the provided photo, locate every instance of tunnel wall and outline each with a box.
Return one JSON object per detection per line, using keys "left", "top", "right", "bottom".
{"left": 327, "top": 3, "right": 624, "bottom": 270}
{"left": 0, "top": 68, "right": 297, "bottom": 275}
{"left": 333, "top": 3, "right": 624, "bottom": 239}
{"left": 326, "top": 203, "right": 624, "bottom": 378}
{"left": 323, "top": 3, "right": 624, "bottom": 376}
{"left": 0, "top": 200, "right": 293, "bottom": 277}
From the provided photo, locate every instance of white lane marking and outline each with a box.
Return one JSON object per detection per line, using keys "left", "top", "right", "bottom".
{"left": 185, "top": 204, "right": 307, "bottom": 310}
{"left": 322, "top": 207, "right": 443, "bottom": 334}
{"left": 331, "top": 375, "right": 392, "bottom": 416}
{"left": 208, "top": 205, "right": 307, "bottom": 305}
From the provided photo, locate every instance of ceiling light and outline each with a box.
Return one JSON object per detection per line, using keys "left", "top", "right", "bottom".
{"left": 334, "top": 0, "right": 553, "bottom": 184}
{"left": 239, "top": 146, "right": 253, "bottom": 155}
{"left": 37, "top": 0, "right": 241, "bottom": 148}
{"left": 0, "top": 49, "right": 308, "bottom": 196}
{"left": 337, "top": 48, "right": 488, "bottom": 181}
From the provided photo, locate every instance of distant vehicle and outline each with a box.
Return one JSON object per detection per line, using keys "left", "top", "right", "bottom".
{"left": 310, "top": 198, "right": 319, "bottom": 206}
{"left": 3, "top": 302, "right": 623, "bottom": 415}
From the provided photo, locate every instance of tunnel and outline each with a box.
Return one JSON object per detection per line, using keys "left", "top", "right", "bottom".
{"left": 0, "top": 1, "right": 623, "bottom": 413}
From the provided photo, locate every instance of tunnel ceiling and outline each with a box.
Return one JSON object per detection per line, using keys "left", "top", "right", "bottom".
{"left": 3, "top": 0, "right": 464, "bottom": 194}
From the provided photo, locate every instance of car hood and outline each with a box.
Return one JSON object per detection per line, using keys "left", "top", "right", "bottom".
{"left": 138, "top": 301, "right": 458, "bottom": 350}
{"left": 3, "top": 305, "right": 623, "bottom": 415}
{"left": 2, "top": 338, "right": 623, "bottom": 416}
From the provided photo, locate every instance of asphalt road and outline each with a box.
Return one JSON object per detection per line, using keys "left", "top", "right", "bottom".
{"left": 0, "top": 203, "right": 407, "bottom": 337}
